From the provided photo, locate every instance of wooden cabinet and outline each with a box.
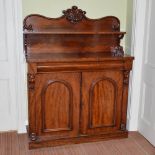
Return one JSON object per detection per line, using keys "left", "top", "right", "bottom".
{"left": 24, "top": 6, "right": 134, "bottom": 149}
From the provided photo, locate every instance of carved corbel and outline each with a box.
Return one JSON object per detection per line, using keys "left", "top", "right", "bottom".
{"left": 28, "top": 73, "right": 35, "bottom": 90}
{"left": 111, "top": 46, "right": 124, "bottom": 57}
{"left": 118, "top": 34, "right": 125, "bottom": 39}
{"left": 63, "top": 6, "right": 86, "bottom": 24}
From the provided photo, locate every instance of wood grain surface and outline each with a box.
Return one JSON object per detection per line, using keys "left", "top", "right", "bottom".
{"left": 35, "top": 73, "right": 80, "bottom": 139}
{"left": 81, "top": 71, "right": 123, "bottom": 135}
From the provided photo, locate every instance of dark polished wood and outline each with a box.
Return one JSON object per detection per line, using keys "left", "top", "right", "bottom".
{"left": 35, "top": 73, "right": 80, "bottom": 139}
{"left": 24, "top": 6, "right": 134, "bottom": 149}
{"left": 23, "top": 6, "right": 121, "bottom": 33}
{"left": 81, "top": 71, "right": 123, "bottom": 135}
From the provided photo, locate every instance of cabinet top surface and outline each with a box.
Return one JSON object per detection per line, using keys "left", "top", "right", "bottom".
{"left": 27, "top": 53, "right": 134, "bottom": 63}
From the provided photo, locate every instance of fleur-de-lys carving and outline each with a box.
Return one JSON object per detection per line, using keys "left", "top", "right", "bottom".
{"left": 63, "top": 6, "right": 86, "bottom": 24}
{"left": 124, "top": 71, "right": 130, "bottom": 85}
{"left": 28, "top": 74, "right": 35, "bottom": 90}
{"left": 111, "top": 46, "right": 124, "bottom": 57}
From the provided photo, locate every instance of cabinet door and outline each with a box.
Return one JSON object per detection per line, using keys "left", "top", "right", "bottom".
{"left": 35, "top": 72, "right": 80, "bottom": 139}
{"left": 80, "top": 71, "right": 123, "bottom": 135}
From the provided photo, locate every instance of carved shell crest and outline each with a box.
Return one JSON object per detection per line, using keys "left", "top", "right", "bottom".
{"left": 63, "top": 6, "right": 86, "bottom": 24}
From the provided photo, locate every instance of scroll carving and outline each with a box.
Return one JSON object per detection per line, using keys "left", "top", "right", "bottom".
{"left": 23, "top": 20, "right": 33, "bottom": 31}
{"left": 112, "top": 20, "right": 120, "bottom": 31}
{"left": 123, "top": 71, "right": 130, "bottom": 85}
{"left": 30, "top": 133, "right": 37, "bottom": 141}
{"left": 63, "top": 6, "right": 86, "bottom": 24}
{"left": 28, "top": 74, "right": 35, "bottom": 90}
{"left": 111, "top": 46, "right": 124, "bottom": 57}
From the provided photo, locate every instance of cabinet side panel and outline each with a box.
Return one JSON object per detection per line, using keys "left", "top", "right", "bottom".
{"left": 27, "top": 63, "right": 37, "bottom": 140}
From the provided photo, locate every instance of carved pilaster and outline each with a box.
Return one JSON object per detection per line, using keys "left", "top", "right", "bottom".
{"left": 123, "top": 71, "right": 130, "bottom": 85}
{"left": 28, "top": 74, "right": 35, "bottom": 90}
{"left": 29, "top": 133, "right": 38, "bottom": 141}
{"left": 24, "top": 35, "right": 28, "bottom": 59}
{"left": 111, "top": 46, "right": 124, "bottom": 57}
{"left": 63, "top": 6, "right": 86, "bottom": 24}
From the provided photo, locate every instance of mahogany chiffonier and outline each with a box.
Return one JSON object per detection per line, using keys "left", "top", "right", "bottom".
{"left": 23, "top": 6, "right": 134, "bottom": 149}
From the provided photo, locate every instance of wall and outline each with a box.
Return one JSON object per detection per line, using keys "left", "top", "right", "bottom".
{"left": 0, "top": 1, "right": 135, "bottom": 133}
{"left": 23, "top": 0, "right": 127, "bottom": 31}
{"left": 126, "top": 0, "right": 133, "bottom": 54}
{"left": 0, "top": 0, "right": 26, "bottom": 132}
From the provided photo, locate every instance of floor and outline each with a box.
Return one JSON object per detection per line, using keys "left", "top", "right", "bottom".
{"left": 0, "top": 132, "right": 155, "bottom": 155}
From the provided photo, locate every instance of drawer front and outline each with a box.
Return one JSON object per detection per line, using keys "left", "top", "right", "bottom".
{"left": 36, "top": 62, "right": 124, "bottom": 73}
{"left": 80, "top": 71, "right": 123, "bottom": 135}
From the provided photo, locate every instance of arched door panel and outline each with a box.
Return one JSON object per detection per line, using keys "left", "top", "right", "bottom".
{"left": 81, "top": 71, "right": 123, "bottom": 135}
{"left": 35, "top": 72, "right": 80, "bottom": 139}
